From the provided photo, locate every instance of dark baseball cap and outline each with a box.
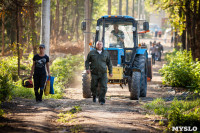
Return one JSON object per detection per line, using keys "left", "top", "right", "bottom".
{"left": 39, "top": 44, "right": 45, "bottom": 48}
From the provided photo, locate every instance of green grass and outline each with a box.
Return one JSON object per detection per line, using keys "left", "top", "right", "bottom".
{"left": 144, "top": 98, "right": 169, "bottom": 116}
{"left": 144, "top": 98, "right": 200, "bottom": 130}
{"left": 57, "top": 105, "right": 82, "bottom": 123}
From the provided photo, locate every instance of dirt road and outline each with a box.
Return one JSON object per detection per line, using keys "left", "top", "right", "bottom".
{"left": 0, "top": 40, "right": 174, "bottom": 133}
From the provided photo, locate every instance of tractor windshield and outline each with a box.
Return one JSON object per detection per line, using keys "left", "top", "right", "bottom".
{"left": 98, "top": 22, "right": 135, "bottom": 48}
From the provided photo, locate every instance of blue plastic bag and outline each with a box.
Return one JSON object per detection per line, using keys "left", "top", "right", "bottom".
{"left": 47, "top": 76, "right": 55, "bottom": 94}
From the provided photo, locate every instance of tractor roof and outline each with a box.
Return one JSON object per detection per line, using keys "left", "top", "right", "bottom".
{"left": 101, "top": 15, "right": 136, "bottom": 20}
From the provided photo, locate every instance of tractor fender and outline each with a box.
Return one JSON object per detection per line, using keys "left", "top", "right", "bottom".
{"left": 136, "top": 48, "right": 147, "bottom": 55}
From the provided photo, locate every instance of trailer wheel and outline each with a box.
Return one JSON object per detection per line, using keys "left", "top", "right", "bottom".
{"left": 82, "top": 71, "right": 91, "bottom": 98}
{"left": 130, "top": 71, "right": 141, "bottom": 100}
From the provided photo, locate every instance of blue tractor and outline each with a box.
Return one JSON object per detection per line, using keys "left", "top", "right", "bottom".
{"left": 82, "top": 15, "right": 151, "bottom": 100}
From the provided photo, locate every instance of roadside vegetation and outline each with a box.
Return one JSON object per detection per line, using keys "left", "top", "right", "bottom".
{"left": 159, "top": 49, "right": 200, "bottom": 93}
{"left": 144, "top": 49, "right": 200, "bottom": 131}
{"left": 0, "top": 54, "right": 84, "bottom": 116}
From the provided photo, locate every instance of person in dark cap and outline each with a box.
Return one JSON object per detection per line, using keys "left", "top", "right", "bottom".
{"left": 29, "top": 44, "right": 50, "bottom": 102}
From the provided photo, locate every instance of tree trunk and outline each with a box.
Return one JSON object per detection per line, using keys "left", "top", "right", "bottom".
{"left": 75, "top": 0, "right": 80, "bottom": 41}
{"left": 194, "top": 0, "right": 200, "bottom": 60}
{"left": 18, "top": 6, "right": 23, "bottom": 59}
{"left": 195, "top": 21, "right": 200, "bottom": 60}
{"left": 16, "top": 0, "right": 20, "bottom": 76}
{"left": 119, "top": 0, "right": 122, "bottom": 15}
{"left": 132, "top": 0, "right": 134, "bottom": 17}
{"left": 126, "top": 0, "right": 128, "bottom": 15}
{"left": 40, "top": 0, "right": 51, "bottom": 56}
{"left": 185, "top": 0, "right": 191, "bottom": 50}
{"left": 61, "top": 5, "right": 67, "bottom": 36}
{"left": 55, "top": 0, "right": 60, "bottom": 44}
{"left": 181, "top": 30, "right": 186, "bottom": 50}
{"left": 84, "top": 0, "right": 90, "bottom": 61}
{"left": 29, "top": 0, "right": 37, "bottom": 54}
{"left": 2, "top": 10, "right": 5, "bottom": 56}
{"left": 108, "top": 0, "right": 111, "bottom": 15}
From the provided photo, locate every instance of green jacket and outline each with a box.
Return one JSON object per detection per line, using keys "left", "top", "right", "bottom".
{"left": 85, "top": 49, "right": 112, "bottom": 75}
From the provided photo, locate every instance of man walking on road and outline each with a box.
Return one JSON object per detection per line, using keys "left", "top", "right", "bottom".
{"left": 85, "top": 41, "right": 113, "bottom": 105}
{"left": 149, "top": 43, "right": 156, "bottom": 65}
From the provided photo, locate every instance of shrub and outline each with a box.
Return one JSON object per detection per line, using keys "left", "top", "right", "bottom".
{"left": 49, "top": 54, "right": 84, "bottom": 97}
{"left": 144, "top": 98, "right": 169, "bottom": 116}
{"left": 159, "top": 50, "right": 200, "bottom": 92}
{"left": 0, "top": 101, "right": 4, "bottom": 117}
{"left": 0, "top": 75, "right": 12, "bottom": 102}
{"left": 144, "top": 98, "right": 200, "bottom": 131}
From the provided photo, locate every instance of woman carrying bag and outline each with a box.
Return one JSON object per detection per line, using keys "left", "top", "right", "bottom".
{"left": 29, "top": 44, "right": 50, "bottom": 102}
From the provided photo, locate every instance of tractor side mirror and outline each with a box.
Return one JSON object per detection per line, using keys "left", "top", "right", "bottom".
{"left": 81, "top": 22, "right": 86, "bottom": 31}
{"left": 143, "top": 22, "right": 149, "bottom": 31}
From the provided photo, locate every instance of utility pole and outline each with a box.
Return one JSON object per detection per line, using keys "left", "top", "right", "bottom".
{"left": 40, "top": 0, "right": 50, "bottom": 56}
{"left": 108, "top": 0, "right": 111, "bottom": 15}
{"left": 119, "top": 0, "right": 122, "bottom": 15}
{"left": 84, "top": 0, "right": 90, "bottom": 61}
{"left": 132, "top": 0, "right": 134, "bottom": 17}
{"left": 126, "top": 0, "right": 128, "bottom": 15}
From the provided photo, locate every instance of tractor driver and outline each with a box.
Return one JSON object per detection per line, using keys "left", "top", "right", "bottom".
{"left": 85, "top": 41, "right": 113, "bottom": 105}
{"left": 110, "top": 24, "right": 125, "bottom": 48}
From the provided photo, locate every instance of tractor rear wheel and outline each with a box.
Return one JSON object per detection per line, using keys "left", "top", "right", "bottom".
{"left": 133, "top": 54, "right": 147, "bottom": 97}
{"left": 130, "top": 71, "right": 141, "bottom": 100}
{"left": 82, "top": 71, "right": 91, "bottom": 98}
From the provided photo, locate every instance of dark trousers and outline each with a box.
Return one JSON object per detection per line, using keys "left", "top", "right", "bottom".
{"left": 151, "top": 53, "right": 155, "bottom": 65}
{"left": 33, "top": 74, "right": 46, "bottom": 101}
{"left": 91, "top": 73, "right": 108, "bottom": 103}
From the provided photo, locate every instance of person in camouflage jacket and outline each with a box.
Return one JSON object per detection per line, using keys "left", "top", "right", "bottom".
{"left": 85, "top": 41, "right": 113, "bottom": 105}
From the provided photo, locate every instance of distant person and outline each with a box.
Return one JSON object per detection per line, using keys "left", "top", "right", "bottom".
{"left": 157, "top": 42, "right": 164, "bottom": 61}
{"left": 158, "top": 31, "right": 162, "bottom": 38}
{"left": 149, "top": 43, "right": 156, "bottom": 65}
{"left": 155, "top": 29, "right": 158, "bottom": 38}
{"left": 110, "top": 24, "right": 124, "bottom": 47}
{"left": 85, "top": 41, "right": 113, "bottom": 105}
{"left": 164, "top": 32, "right": 167, "bottom": 43}
{"left": 155, "top": 44, "right": 159, "bottom": 61}
{"left": 29, "top": 44, "right": 50, "bottom": 102}
{"left": 141, "top": 42, "right": 147, "bottom": 49}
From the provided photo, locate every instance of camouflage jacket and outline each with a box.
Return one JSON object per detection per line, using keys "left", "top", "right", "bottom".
{"left": 85, "top": 49, "right": 112, "bottom": 75}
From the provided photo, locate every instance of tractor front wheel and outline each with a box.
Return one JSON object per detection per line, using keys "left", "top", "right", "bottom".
{"left": 130, "top": 71, "right": 141, "bottom": 100}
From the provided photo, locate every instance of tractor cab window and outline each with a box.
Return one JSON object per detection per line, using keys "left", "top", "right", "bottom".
{"left": 98, "top": 22, "right": 134, "bottom": 48}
